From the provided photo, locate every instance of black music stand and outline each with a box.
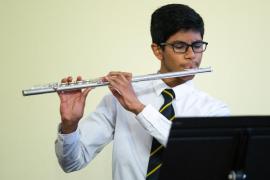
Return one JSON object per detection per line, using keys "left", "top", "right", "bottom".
{"left": 159, "top": 116, "right": 270, "bottom": 180}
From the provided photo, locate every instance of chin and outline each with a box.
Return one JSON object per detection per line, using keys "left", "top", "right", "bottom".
{"left": 181, "top": 75, "right": 195, "bottom": 82}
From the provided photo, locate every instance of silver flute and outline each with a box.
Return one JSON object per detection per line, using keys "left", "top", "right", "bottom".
{"left": 22, "top": 67, "right": 212, "bottom": 96}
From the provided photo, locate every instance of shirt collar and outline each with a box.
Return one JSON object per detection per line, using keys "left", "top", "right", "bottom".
{"left": 152, "top": 79, "right": 195, "bottom": 100}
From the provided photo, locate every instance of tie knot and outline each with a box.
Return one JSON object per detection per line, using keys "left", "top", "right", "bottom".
{"left": 161, "top": 88, "right": 175, "bottom": 101}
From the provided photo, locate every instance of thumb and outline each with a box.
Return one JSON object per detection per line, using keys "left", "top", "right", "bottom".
{"left": 57, "top": 91, "right": 65, "bottom": 101}
{"left": 82, "top": 88, "right": 92, "bottom": 99}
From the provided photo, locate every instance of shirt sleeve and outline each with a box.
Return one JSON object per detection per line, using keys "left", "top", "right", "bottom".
{"left": 55, "top": 94, "right": 116, "bottom": 173}
{"left": 135, "top": 104, "right": 172, "bottom": 146}
{"left": 207, "top": 99, "right": 231, "bottom": 116}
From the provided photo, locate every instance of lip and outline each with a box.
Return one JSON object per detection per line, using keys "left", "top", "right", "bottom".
{"left": 184, "top": 63, "right": 198, "bottom": 69}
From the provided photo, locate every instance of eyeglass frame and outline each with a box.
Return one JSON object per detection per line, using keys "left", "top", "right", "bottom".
{"left": 159, "top": 41, "right": 208, "bottom": 54}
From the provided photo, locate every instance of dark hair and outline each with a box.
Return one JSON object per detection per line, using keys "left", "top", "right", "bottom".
{"left": 150, "top": 4, "right": 204, "bottom": 45}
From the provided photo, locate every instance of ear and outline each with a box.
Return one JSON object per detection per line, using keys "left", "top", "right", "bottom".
{"left": 151, "top": 43, "right": 163, "bottom": 61}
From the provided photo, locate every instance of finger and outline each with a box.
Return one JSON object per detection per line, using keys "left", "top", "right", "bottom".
{"left": 106, "top": 71, "right": 127, "bottom": 79}
{"left": 76, "top": 76, "right": 82, "bottom": 82}
{"left": 61, "top": 78, "right": 67, "bottom": 83}
{"left": 67, "top": 76, "right": 73, "bottom": 83}
{"left": 118, "top": 73, "right": 132, "bottom": 82}
{"left": 101, "top": 76, "right": 108, "bottom": 82}
{"left": 106, "top": 75, "right": 128, "bottom": 93}
{"left": 123, "top": 72, "right": 132, "bottom": 81}
{"left": 105, "top": 75, "right": 115, "bottom": 84}
{"left": 107, "top": 76, "right": 121, "bottom": 87}
{"left": 57, "top": 90, "right": 65, "bottom": 101}
{"left": 82, "top": 87, "right": 92, "bottom": 98}
{"left": 109, "top": 85, "right": 122, "bottom": 97}
{"left": 120, "top": 72, "right": 132, "bottom": 78}
{"left": 107, "top": 76, "right": 130, "bottom": 93}
{"left": 108, "top": 71, "right": 122, "bottom": 76}
{"left": 109, "top": 71, "right": 131, "bottom": 76}
{"left": 108, "top": 72, "right": 132, "bottom": 82}
{"left": 107, "top": 73, "right": 124, "bottom": 81}
{"left": 113, "top": 74, "right": 130, "bottom": 85}
{"left": 57, "top": 90, "right": 61, "bottom": 98}
{"left": 106, "top": 72, "right": 121, "bottom": 82}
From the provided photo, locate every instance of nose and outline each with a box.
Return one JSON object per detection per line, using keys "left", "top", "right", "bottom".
{"left": 184, "top": 46, "right": 196, "bottom": 59}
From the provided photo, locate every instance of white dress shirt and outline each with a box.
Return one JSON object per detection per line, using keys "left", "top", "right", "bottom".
{"left": 55, "top": 79, "right": 230, "bottom": 180}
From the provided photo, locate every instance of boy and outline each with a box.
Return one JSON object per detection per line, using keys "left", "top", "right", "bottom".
{"left": 55, "top": 4, "right": 230, "bottom": 180}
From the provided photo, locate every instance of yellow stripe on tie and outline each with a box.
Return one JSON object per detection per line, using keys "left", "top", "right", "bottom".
{"left": 170, "top": 115, "right": 175, "bottom": 121}
{"left": 150, "top": 145, "right": 163, "bottom": 156}
{"left": 163, "top": 89, "right": 174, "bottom": 99}
{"left": 146, "top": 163, "right": 162, "bottom": 177}
{"left": 159, "top": 102, "right": 172, "bottom": 113}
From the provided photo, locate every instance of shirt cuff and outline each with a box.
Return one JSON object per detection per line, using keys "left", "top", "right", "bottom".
{"left": 136, "top": 104, "right": 172, "bottom": 146}
{"left": 57, "top": 123, "right": 80, "bottom": 145}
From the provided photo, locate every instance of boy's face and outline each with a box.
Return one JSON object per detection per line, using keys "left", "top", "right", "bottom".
{"left": 152, "top": 30, "right": 204, "bottom": 85}
{"left": 159, "top": 30, "right": 203, "bottom": 73}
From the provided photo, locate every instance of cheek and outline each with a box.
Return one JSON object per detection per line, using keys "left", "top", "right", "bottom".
{"left": 165, "top": 53, "right": 185, "bottom": 63}
{"left": 171, "top": 56, "right": 187, "bottom": 66}
{"left": 195, "top": 55, "right": 203, "bottom": 65}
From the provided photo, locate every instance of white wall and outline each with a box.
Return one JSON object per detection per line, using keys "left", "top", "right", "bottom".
{"left": 0, "top": 0, "right": 269, "bottom": 179}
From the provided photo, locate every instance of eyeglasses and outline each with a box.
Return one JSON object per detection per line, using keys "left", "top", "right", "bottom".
{"left": 159, "top": 41, "right": 208, "bottom": 54}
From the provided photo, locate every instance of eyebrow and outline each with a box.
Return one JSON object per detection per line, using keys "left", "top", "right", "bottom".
{"left": 170, "top": 40, "right": 204, "bottom": 44}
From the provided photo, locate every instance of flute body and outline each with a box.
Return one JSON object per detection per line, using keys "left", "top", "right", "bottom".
{"left": 22, "top": 67, "right": 212, "bottom": 96}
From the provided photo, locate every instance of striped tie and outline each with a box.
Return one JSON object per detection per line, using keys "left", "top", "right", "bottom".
{"left": 146, "top": 88, "right": 175, "bottom": 180}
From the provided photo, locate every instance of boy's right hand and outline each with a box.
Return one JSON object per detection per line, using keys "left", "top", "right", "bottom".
{"left": 58, "top": 76, "right": 92, "bottom": 134}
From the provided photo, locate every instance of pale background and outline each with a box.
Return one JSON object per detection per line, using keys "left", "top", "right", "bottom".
{"left": 0, "top": 0, "right": 269, "bottom": 180}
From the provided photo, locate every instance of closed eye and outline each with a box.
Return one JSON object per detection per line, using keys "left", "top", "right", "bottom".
{"left": 172, "top": 43, "right": 186, "bottom": 49}
{"left": 192, "top": 42, "right": 204, "bottom": 49}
